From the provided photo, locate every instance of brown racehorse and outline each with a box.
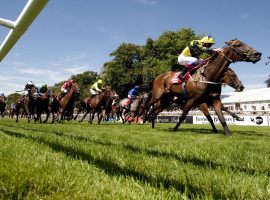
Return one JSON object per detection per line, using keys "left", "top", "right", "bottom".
{"left": 88, "top": 87, "right": 117, "bottom": 124}
{"left": 147, "top": 39, "right": 261, "bottom": 136}
{"left": 51, "top": 83, "right": 80, "bottom": 123}
{"left": 144, "top": 67, "right": 244, "bottom": 133}
{"left": 74, "top": 86, "right": 118, "bottom": 123}
{"left": 15, "top": 86, "right": 37, "bottom": 123}
{"left": 35, "top": 90, "right": 52, "bottom": 123}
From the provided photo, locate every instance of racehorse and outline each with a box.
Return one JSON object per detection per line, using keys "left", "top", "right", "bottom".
{"left": 144, "top": 67, "right": 244, "bottom": 132}
{"left": 146, "top": 39, "right": 261, "bottom": 136}
{"left": 74, "top": 87, "right": 117, "bottom": 123}
{"left": 116, "top": 92, "right": 149, "bottom": 124}
{"left": 15, "top": 86, "right": 37, "bottom": 123}
{"left": 88, "top": 86, "right": 118, "bottom": 124}
{"left": 51, "top": 83, "right": 80, "bottom": 123}
{"left": 0, "top": 96, "right": 6, "bottom": 118}
{"left": 35, "top": 90, "right": 52, "bottom": 123}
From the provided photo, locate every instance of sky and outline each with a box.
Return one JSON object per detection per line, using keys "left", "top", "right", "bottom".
{"left": 0, "top": 0, "right": 269, "bottom": 95}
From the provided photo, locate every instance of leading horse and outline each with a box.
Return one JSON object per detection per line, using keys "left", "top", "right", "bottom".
{"left": 145, "top": 67, "right": 244, "bottom": 133}
{"left": 147, "top": 39, "right": 261, "bottom": 136}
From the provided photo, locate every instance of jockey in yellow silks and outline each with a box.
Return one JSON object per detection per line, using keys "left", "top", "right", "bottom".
{"left": 177, "top": 36, "right": 216, "bottom": 79}
{"left": 90, "top": 79, "right": 104, "bottom": 96}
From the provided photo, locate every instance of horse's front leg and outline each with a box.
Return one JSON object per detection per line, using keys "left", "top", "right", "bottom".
{"left": 24, "top": 106, "right": 31, "bottom": 123}
{"left": 199, "top": 103, "right": 218, "bottom": 133}
{"left": 212, "top": 100, "right": 232, "bottom": 136}
{"left": 97, "top": 110, "right": 103, "bottom": 124}
{"left": 74, "top": 106, "right": 83, "bottom": 120}
{"left": 173, "top": 99, "right": 195, "bottom": 131}
{"left": 43, "top": 109, "right": 50, "bottom": 123}
{"left": 89, "top": 110, "right": 95, "bottom": 124}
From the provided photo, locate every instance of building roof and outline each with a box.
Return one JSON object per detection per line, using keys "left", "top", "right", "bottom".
{"left": 221, "top": 88, "right": 270, "bottom": 103}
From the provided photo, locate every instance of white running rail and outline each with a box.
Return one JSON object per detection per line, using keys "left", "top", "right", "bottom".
{"left": 0, "top": 0, "right": 49, "bottom": 62}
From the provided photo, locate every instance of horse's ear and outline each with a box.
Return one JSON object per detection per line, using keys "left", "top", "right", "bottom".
{"left": 225, "top": 38, "right": 238, "bottom": 45}
{"left": 225, "top": 41, "right": 230, "bottom": 45}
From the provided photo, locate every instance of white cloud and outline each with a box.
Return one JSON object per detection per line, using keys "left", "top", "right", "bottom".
{"left": 0, "top": 53, "right": 99, "bottom": 95}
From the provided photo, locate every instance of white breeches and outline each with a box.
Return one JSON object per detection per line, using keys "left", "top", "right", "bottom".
{"left": 90, "top": 89, "right": 98, "bottom": 95}
{"left": 178, "top": 54, "right": 204, "bottom": 68}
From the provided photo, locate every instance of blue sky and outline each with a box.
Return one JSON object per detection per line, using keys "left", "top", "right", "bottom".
{"left": 0, "top": 0, "right": 269, "bottom": 95}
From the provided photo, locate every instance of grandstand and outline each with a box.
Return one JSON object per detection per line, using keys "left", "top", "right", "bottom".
{"left": 221, "top": 88, "right": 270, "bottom": 113}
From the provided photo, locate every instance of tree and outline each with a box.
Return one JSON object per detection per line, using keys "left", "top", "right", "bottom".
{"left": 102, "top": 28, "right": 200, "bottom": 97}
{"left": 102, "top": 43, "right": 144, "bottom": 97}
{"left": 6, "top": 93, "right": 21, "bottom": 107}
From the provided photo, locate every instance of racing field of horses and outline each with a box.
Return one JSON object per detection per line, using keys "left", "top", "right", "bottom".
{"left": 0, "top": 118, "right": 269, "bottom": 199}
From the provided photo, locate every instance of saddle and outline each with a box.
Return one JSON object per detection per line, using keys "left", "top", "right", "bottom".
{"left": 170, "top": 71, "right": 190, "bottom": 84}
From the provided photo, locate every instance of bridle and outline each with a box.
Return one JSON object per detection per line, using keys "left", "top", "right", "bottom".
{"left": 221, "top": 42, "right": 252, "bottom": 63}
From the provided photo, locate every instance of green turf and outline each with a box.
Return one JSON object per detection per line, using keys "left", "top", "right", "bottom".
{"left": 0, "top": 119, "right": 269, "bottom": 199}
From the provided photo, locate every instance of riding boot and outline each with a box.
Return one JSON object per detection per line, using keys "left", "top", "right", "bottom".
{"left": 178, "top": 68, "right": 188, "bottom": 80}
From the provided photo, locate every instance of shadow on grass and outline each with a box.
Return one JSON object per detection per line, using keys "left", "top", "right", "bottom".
{"left": 1, "top": 124, "right": 267, "bottom": 176}
{"left": 0, "top": 128, "right": 219, "bottom": 199}
{"left": 156, "top": 126, "right": 263, "bottom": 137}
{"left": 2, "top": 126, "right": 268, "bottom": 179}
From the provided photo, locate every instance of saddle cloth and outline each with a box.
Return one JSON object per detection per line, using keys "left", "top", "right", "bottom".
{"left": 170, "top": 71, "right": 190, "bottom": 84}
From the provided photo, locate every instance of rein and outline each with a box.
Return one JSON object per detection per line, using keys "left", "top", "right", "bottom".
{"left": 189, "top": 75, "right": 221, "bottom": 85}
{"left": 189, "top": 47, "right": 236, "bottom": 85}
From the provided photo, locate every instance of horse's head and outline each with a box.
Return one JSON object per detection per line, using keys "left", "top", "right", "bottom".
{"left": 225, "top": 39, "right": 262, "bottom": 63}
{"left": 221, "top": 68, "right": 244, "bottom": 92}
{"left": 70, "top": 83, "right": 80, "bottom": 96}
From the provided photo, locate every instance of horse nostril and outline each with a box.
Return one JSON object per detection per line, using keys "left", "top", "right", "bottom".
{"left": 254, "top": 52, "right": 262, "bottom": 58}
{"left": 240, "top": 86, "right": 244, "bottom": 91}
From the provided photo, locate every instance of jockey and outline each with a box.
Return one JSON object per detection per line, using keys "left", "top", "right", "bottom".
{"left": 37, "top": 83, "right": 48, "bottom": 96}
{"left": 17, "top": 81, "right": 36, "bottom": 103}
{"left": 127, "top": 85, "right": 141, "bottom": 106}
{"left": 177, "top": 36, "right": 217, "bottom": 80}
{"left": 90, "top": 79, "right": 104, "bottom": 96}
{"left": 58, "top": 79, "right": 74, "bottom": 99}
{"left": 24, "top": 81, "right": 36, "bottom": 95}
{"left": 0, "top": 93, "right": 6, "bottom": 102}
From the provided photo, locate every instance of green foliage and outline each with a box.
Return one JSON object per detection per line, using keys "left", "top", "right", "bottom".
{"left": 0, "top": 119, "right": 270, "bottom": 199}
{"left": 6, "top": 93, "right": 21, "bottom": 106}
{"left": 102, "top": 28, "right": 200, "bottom": 97}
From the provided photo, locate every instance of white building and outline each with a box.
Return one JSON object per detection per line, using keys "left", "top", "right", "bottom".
{"left": 221, "top": 88, "right": 270, "bottom": 113}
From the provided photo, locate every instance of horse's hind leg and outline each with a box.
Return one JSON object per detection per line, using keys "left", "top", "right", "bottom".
{"left": 212, "top": 100, "right": 232, "bottom": 136}
{"left": 222, "top": 105, "right": 243, "bottom": 121}
{"left": 173, "top": 99, "right": 195, "bottom": 132}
